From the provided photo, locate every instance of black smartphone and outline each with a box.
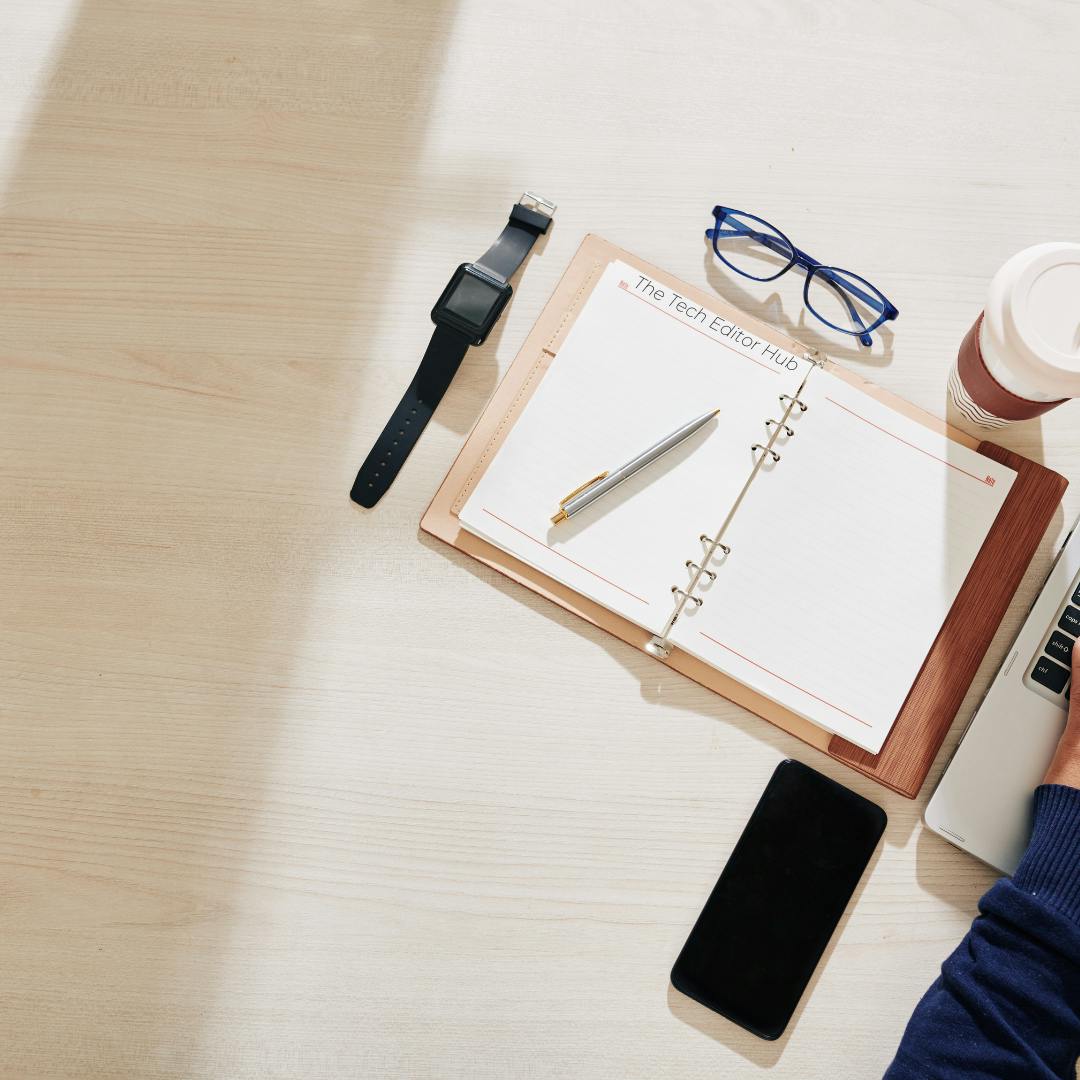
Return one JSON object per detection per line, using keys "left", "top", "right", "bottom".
{"left": 670, "top": 759, "right": 886, "bottom": 1041}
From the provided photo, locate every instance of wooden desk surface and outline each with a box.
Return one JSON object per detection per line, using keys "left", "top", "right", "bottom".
{"left": 3, "top": 2, "right": 1078, "bottom": 1077}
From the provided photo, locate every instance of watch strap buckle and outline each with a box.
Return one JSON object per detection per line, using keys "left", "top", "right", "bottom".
{"left": 511, "top": 191, "right": 556, "bottom": 235}
{"left": 520, "top": 191, "right": 556, "bottom": 218}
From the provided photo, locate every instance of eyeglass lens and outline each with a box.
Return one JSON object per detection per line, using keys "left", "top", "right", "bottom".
{"left": 711, "top": 210, "right": 794, "bottom": 282}
{"left": 806, "top": 267, "right": 887, "bottom": 338}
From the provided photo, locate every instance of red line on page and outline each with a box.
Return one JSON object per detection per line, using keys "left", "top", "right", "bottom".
{"left": 481, "top": 509, "right": 651, "bottom": 606}
{"left": 825, "top": 397, "right": 990, "bottom": 484}
{"left": 699, "top": 632, "right": 872, "bottom": 728}
{"left": 617, "top": 280, "right": 780, "bottom": 375}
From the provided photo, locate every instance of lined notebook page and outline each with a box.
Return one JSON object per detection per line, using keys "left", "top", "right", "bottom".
{"left": 459, "top": 260, "right": 1016, "bottom": 752}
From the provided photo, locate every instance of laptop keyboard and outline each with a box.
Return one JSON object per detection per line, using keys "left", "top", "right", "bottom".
{"left": 1025, "top": 573, "right": 1080, "bottom": 707}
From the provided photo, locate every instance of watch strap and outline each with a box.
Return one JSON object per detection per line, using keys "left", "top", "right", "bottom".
{"left": 475, "top": 201, "right": 554, "bottom": 282}
{"left": 350, "top": 324, "right": 471, "bottom": 508}
{"left": 351, "top": 192, "right": 554, "bottom": 508}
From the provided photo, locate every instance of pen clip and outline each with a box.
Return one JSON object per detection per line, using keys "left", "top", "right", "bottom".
{"left": 559, "top": 472, "right": 609, "bottom": 507}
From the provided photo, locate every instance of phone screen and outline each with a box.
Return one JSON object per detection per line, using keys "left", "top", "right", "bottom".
{"left": 671, "top": 759, "right": 886, "bottom": 1040}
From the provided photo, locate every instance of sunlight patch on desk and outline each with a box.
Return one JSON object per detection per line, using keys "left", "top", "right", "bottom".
{"left": 0, "top": 1, "right": 80, "bottom": 187}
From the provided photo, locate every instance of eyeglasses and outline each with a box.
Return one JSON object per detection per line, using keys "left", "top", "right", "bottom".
{"left": 705, "top": 206, "right": 899, "bottom": 347}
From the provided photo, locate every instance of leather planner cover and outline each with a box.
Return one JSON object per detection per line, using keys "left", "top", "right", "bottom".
{"left": 421, "top": 235, "right": 1068, "bottom": 798}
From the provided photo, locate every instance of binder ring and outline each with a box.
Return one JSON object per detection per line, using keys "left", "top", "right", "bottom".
{"left": 648, "top": 358, "right": 821, "bottom": 667}
{"left": 686, "top": 560, "right": 717, "bottom": 581}
{"left": 671, "top": 586, "right": 703, "bottom": 607}
{"left": 766, "top": 419, "right": 795, "bottom": 436}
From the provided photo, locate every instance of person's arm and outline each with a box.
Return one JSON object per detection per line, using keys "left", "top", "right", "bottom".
{"left": 885, "top": 649, "right": 1080, "bottom": 1080}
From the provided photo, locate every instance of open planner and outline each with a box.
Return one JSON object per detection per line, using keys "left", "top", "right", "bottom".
{"left": 424, "top": 236, "right": 1067, "bottom": 794}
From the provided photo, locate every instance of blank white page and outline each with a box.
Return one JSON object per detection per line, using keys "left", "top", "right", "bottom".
{"left": 459, "top": 260, "right": 1016, "bottom": 752}
{"left": 669, "top": 363, "right": 1016, "bottom": 752}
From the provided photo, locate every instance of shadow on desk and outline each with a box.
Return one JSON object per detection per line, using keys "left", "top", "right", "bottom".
{"left": 0, "top": 1, "right": 459, "bottom": 1076}
{"left": 420, "top": 529, "right": 921, "bottom": 844}
{"left": 914, "top": 819, "right": 998, "bottom": 915}
{"left": 700, "top": 247, "right": 897, "bottom": 369}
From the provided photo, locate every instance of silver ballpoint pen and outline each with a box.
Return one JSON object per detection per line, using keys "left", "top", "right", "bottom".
{"left": 551, "top": 408, "right": 720, "bottom": 525}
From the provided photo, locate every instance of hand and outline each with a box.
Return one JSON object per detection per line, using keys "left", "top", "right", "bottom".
{"left": 1044, "top": 647, "right": 1080, "bottom": 789}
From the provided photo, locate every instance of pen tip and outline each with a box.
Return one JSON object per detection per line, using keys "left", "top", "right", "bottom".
{"left": 712, "top": 408, "right": 721, "bottom": 417}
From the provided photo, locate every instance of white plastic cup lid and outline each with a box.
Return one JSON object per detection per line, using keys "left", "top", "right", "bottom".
{"left": 985, "top": 242, "right": 1080, "bottom": 399}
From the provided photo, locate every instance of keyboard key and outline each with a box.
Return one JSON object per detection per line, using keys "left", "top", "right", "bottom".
{"left": 1059, "top": 605, "right": 1080, "bottom": 635}
{"left": 1073, "top": 581, "right": 1080, "bottom": 606}
{"left": 1031, "top": 655, "right": 1071, "bottom": 693}
{"left": 1046, "top": 631, "right": 1076, "bottom": 664}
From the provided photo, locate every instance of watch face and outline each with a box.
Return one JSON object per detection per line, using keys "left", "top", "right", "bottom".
{"left": 444, "top": 272, "right": 504, "bottom": 327}
{"left": 433, "top": 265, "right": 511, "bottom": 342}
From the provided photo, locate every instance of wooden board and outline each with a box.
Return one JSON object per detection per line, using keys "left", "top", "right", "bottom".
{"left": 7, "top": 4, "right": 1080, "bottom": 1077}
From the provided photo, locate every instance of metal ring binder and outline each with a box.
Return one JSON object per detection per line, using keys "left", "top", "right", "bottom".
{"left": 671, "top": 587, "right": 703, "bottom": 607}
{"left": 766, "top": 419, "right": 795, "bottom": 436}
{"left": 645, "top": 351, "right": 823, "bottom": 661}
{"left": 699, "top": 534, "right": 731, "bottom": 555}
{"left": 685, "top": 560, "right": 717, "bottom": 581}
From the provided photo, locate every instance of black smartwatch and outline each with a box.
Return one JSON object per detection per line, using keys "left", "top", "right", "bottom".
{"left": 350, "top": 192, "right": 556, "bottom": 507}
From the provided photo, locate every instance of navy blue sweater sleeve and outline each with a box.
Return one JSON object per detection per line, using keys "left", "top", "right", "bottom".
{"left": 885, "top": 785, "right": 1080, "bottom": 1080}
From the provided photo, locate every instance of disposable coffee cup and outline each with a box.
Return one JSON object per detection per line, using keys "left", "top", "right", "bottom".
{"left": 949, "top": 242, "right": 1080, "bottom": 427}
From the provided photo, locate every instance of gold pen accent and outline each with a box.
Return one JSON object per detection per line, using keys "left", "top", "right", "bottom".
{"left": 551, "top": 472, "right": 609, "bottom": 525}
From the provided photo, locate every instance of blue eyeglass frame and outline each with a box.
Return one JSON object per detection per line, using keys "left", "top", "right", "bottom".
{"left": 705, "top": 205, "right": 899, "bottom": 347}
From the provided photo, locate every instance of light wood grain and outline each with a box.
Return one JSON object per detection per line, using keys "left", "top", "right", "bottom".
{"left": 2, "top": 1, "right": 1079, "bottom": 1077}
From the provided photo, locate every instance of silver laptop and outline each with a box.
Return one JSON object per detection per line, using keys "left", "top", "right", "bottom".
{"left": 925, "top": 514, "right": 1080, "bottom": 874}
